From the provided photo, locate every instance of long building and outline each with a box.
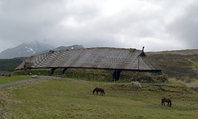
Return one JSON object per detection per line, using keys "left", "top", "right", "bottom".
{"left": 16, "top": 47, "right": 161, "bottom": 80}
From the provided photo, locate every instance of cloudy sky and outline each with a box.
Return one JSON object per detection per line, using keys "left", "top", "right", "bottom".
{"left": 0, "top": 0, "right": 198, "bottom": 52}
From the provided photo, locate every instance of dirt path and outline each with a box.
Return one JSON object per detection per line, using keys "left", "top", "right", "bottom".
{"left": 36, "top": 76, "right": 63, "bottom": 80}
{"left": 0, "top": 79, "right": 39, "bottom": 88}
{"left": 0, "top": 76, "right": 65, "bottom": 89}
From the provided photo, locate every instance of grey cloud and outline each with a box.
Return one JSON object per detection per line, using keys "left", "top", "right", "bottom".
{"left": 0, "top": 0, "right": 66, "bottom": 47}
{"left": 0, "top": 0, "right": 197, "bottom": 52}
{"left": 167, "top": 2, "right": 198, "bottom": 48}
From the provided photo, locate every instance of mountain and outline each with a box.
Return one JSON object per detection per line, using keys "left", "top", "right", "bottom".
{"left": 0, "top": 43, "right": 84, "bottom": 71}
{"left": 55, "top": 45, "right": 84, "bottom": 50}
{"left": 0, "top": 41, "right": 54, "bottom": 59}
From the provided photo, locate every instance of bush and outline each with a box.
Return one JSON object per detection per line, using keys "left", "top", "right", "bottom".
{"left": 27, "top": 69, "right": 49, "bottom": 75}
{"left": 12, "top": 69, "right": 50, "bottom": 76}
{"left": 130, "top": 73, "right": 155, "bottom": 83}
{"left": 63, "top": 69, "right": 113, "bottom": 82}
{"left": 12, "top": 70, "right": 25, "bottom": 75}
{"left": 53, "top": 69, "right": 63, "bottom": 76}
{"left": 156, "top": 74, "right": 168, "bottom": 82}
{"left": 120, "top": 72, "right": 168, "bottom": 83}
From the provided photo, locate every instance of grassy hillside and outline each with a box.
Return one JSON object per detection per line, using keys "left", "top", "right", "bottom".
{"left": 147, "top": 49, "right": 198, "bottom": 82}
{"left": 0, "top": 76, "right": 197, "bottom": 119}
{"left": 0, "top": 58, "right": 24, "bottom": 72}
{"left": 148, "top": 49, "right": 198, "bottom": 56}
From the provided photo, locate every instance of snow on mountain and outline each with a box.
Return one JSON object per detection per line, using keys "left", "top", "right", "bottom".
{"left": 0, "top": 41, "right": 54, "bottom": 59}
{"left": 0, "top": 41, "right": 85, "bottom": 59}
{"left": 55, "top": 45, "right": 84, "bottom": 50}
{"left": 25, "top": 47, "right": 36, "bottom": 54}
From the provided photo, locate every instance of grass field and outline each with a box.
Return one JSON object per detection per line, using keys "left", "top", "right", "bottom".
{"left": 0, "top": 76, "right": 31, "bottom": 85}
{"left": 0, "top": 76, "right": 197, "bottom": 119}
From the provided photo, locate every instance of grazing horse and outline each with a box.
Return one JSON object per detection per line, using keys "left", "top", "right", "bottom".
{"left": 161, "top": 97, "right": 172, "bottom": 107}
{"left": 93, "top": 87, "right": 105, "bottom": 95}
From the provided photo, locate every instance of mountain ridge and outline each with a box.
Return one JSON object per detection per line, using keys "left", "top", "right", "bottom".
{"left": 147, "top": 49, "right": 198, "bottom": 56}
{"left": 0, "top": 42, "right": 84, "bottom": 59}
{"left": 0, "top": 42, "right": 54, "bottom": 59}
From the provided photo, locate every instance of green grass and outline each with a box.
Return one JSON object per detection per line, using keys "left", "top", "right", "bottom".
{"left": 61, "top": 69, "right": 113, "bottom": 82}
{"left": 0, "top": 77, "right": 198, "bottom": 119}
{"left": 0, "top": 76, "right": 31, "bottom": 85}
{"left": 12, "top": 69, "right": 50, "bottom": 76}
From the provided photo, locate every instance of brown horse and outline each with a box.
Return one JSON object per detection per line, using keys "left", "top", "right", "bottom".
{"left": 161, "top": 97, "right": 172, "bottom": 107}
{"left": 93, "top": 87, "right": 105, "bottom": 95}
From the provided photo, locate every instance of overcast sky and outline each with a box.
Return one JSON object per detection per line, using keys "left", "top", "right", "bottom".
{"left": 0, "top": 0, "right": 198, "bottom": 52}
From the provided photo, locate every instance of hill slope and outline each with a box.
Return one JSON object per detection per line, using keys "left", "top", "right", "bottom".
{"left": 0, "top": 58, "right": 24, "bottom": 72}
{"left": 147, "top": 49, "right": 198, "bottom": 81}
{"left": 0, "top": 76, "right": 197, "bottom": 119}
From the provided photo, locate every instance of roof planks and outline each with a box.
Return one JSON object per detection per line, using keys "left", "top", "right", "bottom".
{"left": 16, "top": 47, "right": 161, "bottom": 72}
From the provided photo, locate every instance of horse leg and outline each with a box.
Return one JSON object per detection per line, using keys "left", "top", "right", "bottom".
{"left": 101, "top": 91, "right": 103, "bottom": 96}
{"left": 161, "top": 100, "right": 164, "bottom": 106}
{"left": 168, "top": 101, "right": 172, "bottom": 107}
{"left": 99, "top": 91, "right": 102, "bottom": 96}
{"left": 93, "top": 89, "right": 95, "bottom": 94}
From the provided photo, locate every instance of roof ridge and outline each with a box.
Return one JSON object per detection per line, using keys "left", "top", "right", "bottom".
{"left": 55, "top": 47, "right": 137, "bottom": 52}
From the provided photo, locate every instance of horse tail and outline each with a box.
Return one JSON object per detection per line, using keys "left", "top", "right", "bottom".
{"left": 93, "top": 88, "right": 96, "bottom": 94}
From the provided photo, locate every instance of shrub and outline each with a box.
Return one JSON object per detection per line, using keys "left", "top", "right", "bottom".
{"left": 155, "top": 74, "right": 168, "bottom": 82}
{"left": 120, "top": 72, "right": 168, "bottom": 83}
{"left": 12, "top": 69, "right": 50, "bottom": 76}
{"left": 27, "top": 69, "right": 49, "bottom": 75}
{"left": 63, "top": 69, "right": 112, "bottom": 82}
{"left": 12, "top": 70, "right": 25, "bottom": 75}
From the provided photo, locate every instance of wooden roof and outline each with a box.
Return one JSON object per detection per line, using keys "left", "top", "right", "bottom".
{"left": 16, "top": 47, "right": 161, "bottom": 72}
